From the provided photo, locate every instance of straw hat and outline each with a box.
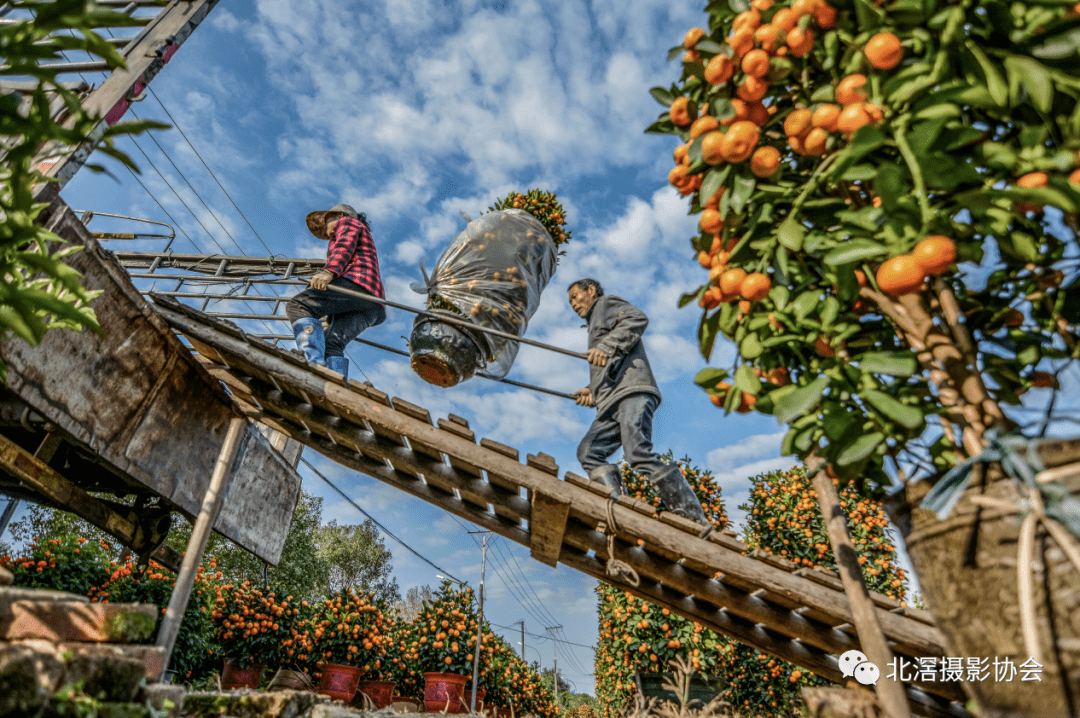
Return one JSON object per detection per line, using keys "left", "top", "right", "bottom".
{"left": 306, "top": 203, "right": 360, "bottom": 239}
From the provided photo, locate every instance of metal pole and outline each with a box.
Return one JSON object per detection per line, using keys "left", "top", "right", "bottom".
{"left": 546, "top": 625, "right": 562, "bottom": 710}
{"left": 312, "top": 283, "right": 591, "bottom": 362}
{"left": 520, "top": 621, "right": 525, "bottom": 661}
{"left": 155, "top": 416, "right": 246, "bottom": 677}
{"left": 0, "top": 498, "right": 20, "bottom": 538}
{"left": 469, "top": 531, "right": 490, "bottom": 714}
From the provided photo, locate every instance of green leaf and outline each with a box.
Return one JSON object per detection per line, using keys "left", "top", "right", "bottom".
{"left": 1005, "top": 55, "right": 1054, "bottom": 114}
{"left": 644, "top": 118, "right": 678, "bottom": 135}
{"left": 810, "top": 84, "right": 836, "bottom": 103}
{"left": 688, "top": 135, "right": 705, "bottom": 166}
{"left": 650, "top": 87, "right": 676, "bottom": 107}
{"left": 965, "top": 43, "right": 1008, "bottom": 106}
{"left": 711, "top": 97, "right": 736, "bottom": 123}
{"left": 822, "top": 401, "right": 858, "bottom": 442}
{"left": 858, "top": 351, "right": 917, "bottom": 376}
{"left": 824, "top": 240, "right": 887, "bottom": 266}
{"left": 770, "top": 285, "right": 790, "bottom": 310}
{"left": 667, "top": 45, "right": 685, "bottom": 61}
{"left": 680, "top": 287, "right": 704, "bottom": 308}
{"left": 829, "top": 126, "right": 886, "bottom": 179}
{"left": 694, "top": 367, "right": 730, "bottom": 389}
{"left": 695, "top": 40, "right": 725, "bottom": 54}
{"left": 840, "top": 164, "right": 878, "bottom": 181}
{"left": 735, "top": 365, "right": 761, "bottom": 395}
{"left": 1032, "top": 26, "right": 1080, "bottom": 59}
{"left": 820, "top": 295, "right": 840, "bottom": 330}
{"left": 730, "top": 175, "right": 757, "bottom": 214}
{"left": 740, "top": 333, "right": 763, "bottom": 360}
{"left": 837, "top": 432, "right": 885, "bottom": 466}
{"left": 775, "top": 376, "right": 830, "bottom": 425}
{"left": 873, "top": 163, "right": 907, "bottom": 211}
{"left": 863, "top": 390, "right": 924, "bottom": 430}
{"left": 699, "top": 310, "right": 722, "bottom": 361}
{"left": 792, "top": 290, "right": 819, "bottom": 321}
{"left": 777, "top": 218, "right": 805, "bottom": 252}
{"left": 700, "top": 166, "right": 727, "bottom": 204}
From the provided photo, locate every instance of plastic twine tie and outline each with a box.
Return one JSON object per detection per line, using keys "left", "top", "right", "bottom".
{"left": 603, "top": 497, "right": 640, "bottom": 587}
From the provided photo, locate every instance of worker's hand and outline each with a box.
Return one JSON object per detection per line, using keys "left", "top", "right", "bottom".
{"left": 587, "top": 348, "right": 609, "bottom": 367}
{"left": 310, "top": 271, "right": 334, "bottom": 291}
{"left": 572, "top": 388, "right": 594, "bottom": 407}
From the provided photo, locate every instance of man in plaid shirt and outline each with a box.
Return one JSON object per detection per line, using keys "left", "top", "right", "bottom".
{"left": 287, "top": 203, "right": 386, "bottom": 380}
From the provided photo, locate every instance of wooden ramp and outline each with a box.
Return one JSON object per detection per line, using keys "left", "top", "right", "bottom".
{"left": 150, "top": 294, "right": 971, "bottom": 718}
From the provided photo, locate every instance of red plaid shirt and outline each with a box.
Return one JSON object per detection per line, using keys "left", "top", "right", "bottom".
{"left": 324, "top": 216, "right": 384, "bottom": 298}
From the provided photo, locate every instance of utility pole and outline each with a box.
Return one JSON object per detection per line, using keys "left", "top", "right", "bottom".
{"left": 468, "top": 531, "right": 491, "bottom": 714}
{"left": 546, "top": 625, "right": 562, "bottom": 709}
{"left": 520, "top": 620, "right": 526, "bottom": 661}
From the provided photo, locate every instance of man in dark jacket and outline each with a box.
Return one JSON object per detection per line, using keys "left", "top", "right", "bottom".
{"left": 287, "top": 203, "right": 386, "bottom": 381}
{"left": 568, "top": 278, "right": 709, "bottom": 529}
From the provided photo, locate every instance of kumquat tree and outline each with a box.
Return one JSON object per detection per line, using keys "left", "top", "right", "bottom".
{"left": 650, "top": 0, "right": 1080, "bottom": 713}
{"left": 594, "top": 462, "right": 909, "bottom": 717}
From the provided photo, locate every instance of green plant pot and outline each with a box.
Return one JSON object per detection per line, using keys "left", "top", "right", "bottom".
{"left": 634, "top": 672, "right": 725, "bottom": 708}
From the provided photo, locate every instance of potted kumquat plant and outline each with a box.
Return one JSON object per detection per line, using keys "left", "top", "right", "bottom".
{"left": 209, "top": 581, "right": 300, "bottom": 689}
{"left": 306, "top": 588, "right": 388, "bottom": 704}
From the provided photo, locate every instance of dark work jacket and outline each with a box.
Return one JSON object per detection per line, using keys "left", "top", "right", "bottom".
{"left": 584, "top": 295, "right": 662, "bottom": 415}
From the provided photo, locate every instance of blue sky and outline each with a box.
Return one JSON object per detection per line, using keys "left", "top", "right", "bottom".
{"left": 5, "top": 0, "right": 987, "bottom": 694}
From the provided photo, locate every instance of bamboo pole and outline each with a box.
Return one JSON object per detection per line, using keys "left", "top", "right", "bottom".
{"left": 155, "top": 416, "right": 246, "bottom": 678}
{"left": 808, "top": 455, "right": 912, "bottom": 718}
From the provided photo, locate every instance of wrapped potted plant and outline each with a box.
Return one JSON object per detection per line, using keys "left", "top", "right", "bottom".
{"left": 413, "top": 581, "right": 486, "bottom": 714}
{"left": 307, "top": 588, "right": 388, "bottom": 704}
{"left": 209, "top": 581, "right": 302, "bottom": 690}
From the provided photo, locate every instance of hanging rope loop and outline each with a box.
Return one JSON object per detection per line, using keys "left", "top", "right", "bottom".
{"left": 602, "top": 497, "right": 640, "bottom": 587}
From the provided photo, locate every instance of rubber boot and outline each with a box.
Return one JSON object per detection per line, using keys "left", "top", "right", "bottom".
{"left": 649, "top": 463, "right": 710, "bottom": 530}
{"left": 291, "top": 317, "right": 326, "bottom": 366}
{"left": 327, "top": 356, "right": 349, "bottom": 381}
{"left": 588, "top": 464, "right": 626, "bottom": 498}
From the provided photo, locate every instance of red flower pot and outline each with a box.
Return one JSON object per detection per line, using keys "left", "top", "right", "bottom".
{"left": 356, "top": 679, "right": 397, "bottom": 709}
{"left": 318, "top": 663, "right": 365, "bottom": 703}
{"left": 424, "top": 672, "right": 468, "bottom": 713}
{"left": 464, "top": 687, "right": 486, "bottom": 711}
{"left": 221, "top": 659, "right": 265, "bottom": 690}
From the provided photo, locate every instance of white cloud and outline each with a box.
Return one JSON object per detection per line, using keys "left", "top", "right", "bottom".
{"left": 707, "top": 432, "right": 788, "bottom": 468}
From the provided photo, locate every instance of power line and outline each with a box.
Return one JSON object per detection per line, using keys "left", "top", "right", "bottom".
{"left": 494, "top": 536, "right": 563, "bottom": 627}
{"left": 490, "top": 538, "right": 563, "bottom": 629}
{"left": 298, "top": 455, "right": 463, "bottom": 584}
{"left": 146, "top": 85, "right": 278, "bottom": 257}
{"left": 488, "top": 621, "right": 594, "bottom": 650}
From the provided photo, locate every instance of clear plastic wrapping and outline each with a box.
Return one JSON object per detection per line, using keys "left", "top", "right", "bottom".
{"left": 413, "top": 209, "right": 557, "bottom": 380}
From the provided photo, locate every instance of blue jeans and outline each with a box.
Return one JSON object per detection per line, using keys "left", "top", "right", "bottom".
{"left": 285, "top": 277, "right": 385, "bottom": 358}
{"left": 577, "top": 393, "right": 666, "bottom": 477}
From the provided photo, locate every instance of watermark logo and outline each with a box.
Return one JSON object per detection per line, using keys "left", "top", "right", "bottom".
{"left": 838, "top": 650, "right": 879, "bottom": 687}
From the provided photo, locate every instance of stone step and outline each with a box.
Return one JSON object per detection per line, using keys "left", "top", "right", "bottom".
{"left": 58, "top": 641, "right": 166, "bottom": 681}
{"left": 181, "top": 689, "right": 329, "bottom": 717}
{"left": 0, "top": 599, "right": 157, "bottom": 642}
{"left": 0, "top": 585, "right": 89, "bottom": 616}
{"left": 1, "top": 638, "right": 155, "bottom": 712}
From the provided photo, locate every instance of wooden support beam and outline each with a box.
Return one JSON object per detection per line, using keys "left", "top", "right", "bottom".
{"left": 529, "top": 491, "right": 571, "bottom": 567}
{"left": 0, "top": 433, "right": 179, "bottom": 570}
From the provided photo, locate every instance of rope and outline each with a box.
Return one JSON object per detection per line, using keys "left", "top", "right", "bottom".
{"left": 969, "top": 488, "right": 1080, "bottom": 667}
{"left": 602, "top": 497, "right": 640, "bottom": 587}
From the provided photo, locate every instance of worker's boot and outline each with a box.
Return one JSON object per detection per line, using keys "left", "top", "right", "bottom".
{"left": 649, "top": 464, "right": 710, "bottom": 531}
{"left": 291, "top": 317, "right": 327, "bottom": 367}
{"left": 327, "top": 356, "right": 349, "bottom": 381}
{"left": 588, "top": 464, "right": 626, "bottom": 498}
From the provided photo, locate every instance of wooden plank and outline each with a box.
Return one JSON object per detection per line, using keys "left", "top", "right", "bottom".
{"left": 435, "top": 419, "right": 488, "bottom": 513}
{"left": 529, "top": 491, "right": 571, "bottom": 568}
{"left": 156, "top": 305, "right": 948, "bottom": 661}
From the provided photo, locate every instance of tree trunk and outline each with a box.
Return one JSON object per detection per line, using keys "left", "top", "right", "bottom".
{"left": 887, "top": 438, "right": 1080, "bottom": 718}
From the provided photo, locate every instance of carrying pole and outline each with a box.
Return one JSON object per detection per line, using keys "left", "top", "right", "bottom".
{"left": 312, "top": 282, "right": 591, "bottom": 362}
